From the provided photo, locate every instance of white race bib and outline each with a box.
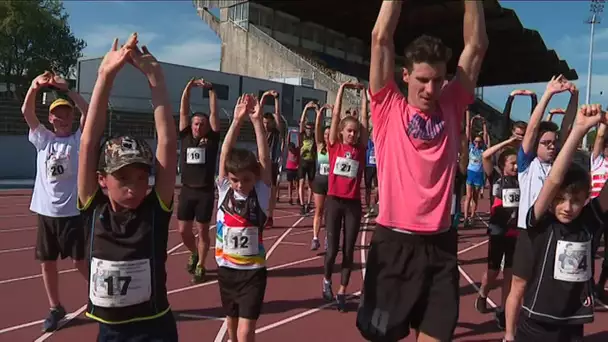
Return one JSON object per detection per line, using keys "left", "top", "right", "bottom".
{"left": 553, "top": 240, "right": 591, "bottom": 282}
{"left": 186, "top": 147, "right": 205, "bottom": 164}
{"left": 492, "top": 183, "right": 501, "bottom": 197}
{"left": 368, "top": 154, "right": 376, "bottom": 165}
{"left": 450, "top": 194, "right": 456, "bottom": 215}
{"left": 502, "top": 188, "right": 520, "bottom": 208}
{"left": 319, "top": 163, "right": 330, "bottom": 176}
{"left": 46, "top": 156, "right": 70, "bottom": 182}
{"left": 223, "top": 226, "right": 259, "bottom": 256}
{"left": 89, "top": 257, "right": 151, "bottom": 308}
{"left": 333, "top": 157, "right": 359, "bottom": 178}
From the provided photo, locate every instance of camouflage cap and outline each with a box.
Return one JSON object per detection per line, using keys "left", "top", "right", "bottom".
{"left": 99, "top": 136, "right": 154, "bottom": 174}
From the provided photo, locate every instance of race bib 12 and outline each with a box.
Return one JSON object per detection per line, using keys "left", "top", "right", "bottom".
{"left": 553, "top": 240, "right": 591, "bottom": 282}
{"left": 333, "top": 157, "right": 359, "bottom": 178}
{"left": 223, "top": 226, "right": 259, "bottom": 257}
{"left": 186, "top": 147, "right": 205, "bottom": 165}
{"left": 89, "top": 257, "right": 151, "bottom": 308}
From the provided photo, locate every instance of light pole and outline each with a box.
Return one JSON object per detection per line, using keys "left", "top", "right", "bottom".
{"left": 583, "top": 0, "right": 604, "bottom": 150}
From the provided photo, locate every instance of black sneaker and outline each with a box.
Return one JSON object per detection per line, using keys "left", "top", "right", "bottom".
{"left": 300, "top": 205, "right": 306, "bottom": 215}
{"left": 42, "top": 305, "right": 66, "bottom": 332}
{"left": 311, "top": 238, "right": 320, "bottom": 251}
{"left": 336, "top": 294, "right": 346, "bottom": 312}
{"left": 475, "top": 295, "right": 489, "bottom": 314}
{"left": 322, "top": 280, "right": 334, "bottom": 301}
{"left": 495, "top": 308, "right": 506, "bottom": 330}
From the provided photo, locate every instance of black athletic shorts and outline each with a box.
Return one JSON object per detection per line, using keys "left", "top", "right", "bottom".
{"left": 364, "top": 166, "right": 378, "bottom": 190}
{"left": 512, "top": 229, "right": 535, "bottom": 281}
{"left": 97, "top": 310, "right": 178, "bottom": 342}
{"left": 312, "top": 175, "right": 328, "bottom": 195}
{"left": 357, "top": 225, "right": 459, "bottom": 342}
{"left": 35, "top": 214, "right": 85, "bottom": 261}
{"left": 286, "top": 169, "right": 298, "bottom": 182}
{"left": 487, "top": 234, "right": 517, "bottom": 270}
{"left": 218, "top": 267, "right": 267, "bottom": 320}
{"left": 177, "top": 185, "right": 215, "bottom": 223}
{"left": 271, "top": 163, "right": 280, "bottom": 186}
{"left": 515, "top": 313, "right": 583, "bottom": 342}
{"left": 298, "top": 161, "right": 315, "bottom": 182}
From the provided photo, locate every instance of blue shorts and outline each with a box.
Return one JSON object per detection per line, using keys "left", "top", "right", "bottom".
{"left": 466, "top": 170, "right": 484, "bottom": 188}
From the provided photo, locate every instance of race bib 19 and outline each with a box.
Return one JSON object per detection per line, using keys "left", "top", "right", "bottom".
{"left": 186, "top": 147, "right": 205, "bottom": 164}
{"left": 46, "top": 157, "right": 70, "bottom": 182}
{"left": 319, "top": 163, "right": 330, "bottom": 176}
{"left": 89, "top": 257, "right": 151, "bottom": 308}
{"left": 502, "top": 188, "right": 520, "bottom": 208}
{"left": 333, "top": 157, "right": 359, "bottom": 178}
{"left": 553, "top": 240, "right": 591, "bottom": 282}
{"left": 223, "top": 226, "right": 259, "bottom": 256}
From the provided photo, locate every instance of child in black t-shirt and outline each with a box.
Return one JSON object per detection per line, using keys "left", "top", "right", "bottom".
{"left": 514, "top": 104, "right": 608, "bottom": 342}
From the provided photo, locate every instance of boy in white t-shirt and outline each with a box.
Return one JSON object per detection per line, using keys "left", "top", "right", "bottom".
{"left": 21, "top": 71, "right": 89, "bottom": 332}
{"left": 215, "top": 94, "right": 272, "bottom": 342}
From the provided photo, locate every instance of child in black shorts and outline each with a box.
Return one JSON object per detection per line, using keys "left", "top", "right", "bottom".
{"left": 513, "top": 104, "right": 608, "bottom": 341}
{"left": 77, "top": 34, "right": 178, "bottom": 341}
{"left": 477, "top": 137, "right": 521, "bottom": 330}
{"left": 215, "top": 94, "right": 272, "bottom": 342}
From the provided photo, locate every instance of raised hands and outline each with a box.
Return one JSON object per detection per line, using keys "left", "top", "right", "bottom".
{"left": 342, "top": 80, "right": 365, "bottom": 89}
{"left": 30, "top": 71, "right": 69, "bottom": 91}
{"left": 192, "top": 78, "right": 213, "bottom": 89}
{"left": 129, "top": 43, "right": 163, "bottom": 86}
{"left": 234, "top": 94, "right": 256, "bottom": 122}
{"left": 546, "top": 75, "right": 574, "bottom": 95}
{"left": 574, "top": 104, "right": 606, "bottom": 132}
{"left": 509, "top": 89, "right": 535, "bottom": 97}
{"left": 98, "top": 34, "right": 137, "bottom": 77}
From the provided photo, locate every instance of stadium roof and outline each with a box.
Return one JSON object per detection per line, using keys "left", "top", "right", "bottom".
{"left": 252, "top": 0, "right": 578, "bottom": 87}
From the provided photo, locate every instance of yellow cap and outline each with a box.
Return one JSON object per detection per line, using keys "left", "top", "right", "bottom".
{"left": 49, "top": 98, "right": 73, "bottom": 112}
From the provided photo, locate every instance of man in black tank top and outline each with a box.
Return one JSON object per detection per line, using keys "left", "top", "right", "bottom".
{"left": 261, "top": 90, "right": 283, "bottom": 228}
{"left": 176, "top": 77, "right": 221, "bottom": 284}
{"left": 76, "top": 35, "right": 178, "bottom": 341}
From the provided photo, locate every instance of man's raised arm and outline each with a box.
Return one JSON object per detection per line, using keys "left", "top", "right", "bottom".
{"left": 455, "top": 0, "right": 489, "bottom": 94}
{"left": 370, "top": 1, "right": 402, "bottom": 94}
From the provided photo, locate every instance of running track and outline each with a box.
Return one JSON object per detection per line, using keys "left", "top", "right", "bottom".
{"left": 0, "top": 188, "right": 607, "bottom": 341}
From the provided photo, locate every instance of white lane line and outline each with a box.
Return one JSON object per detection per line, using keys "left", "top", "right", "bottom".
{"left": 177, "top": 313, "right": 224, "bottom": 321}
{"left": 0, "top": 246, "right": 34, "bottom": 254}
{"left": 458, "top": 265, "right": 497, "bottom": 308}
{"left": 213, "top": 216, "right": 307, "bottom": 342}
{"left": 33, "top": 306, "right": 87, "bottom": 342}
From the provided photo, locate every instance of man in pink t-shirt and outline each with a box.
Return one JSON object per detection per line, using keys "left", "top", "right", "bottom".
{"left": 356, "top": 2, "right": 487, "bottom": 342}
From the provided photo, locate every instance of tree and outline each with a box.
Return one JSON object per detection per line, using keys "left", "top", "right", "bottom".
{"left": 0, "top": 0, "right": 86, "bottom": 97}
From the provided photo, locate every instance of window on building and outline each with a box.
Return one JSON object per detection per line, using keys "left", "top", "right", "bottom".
{"left": 203, "top": 84, "right": 230, "bottom": 101}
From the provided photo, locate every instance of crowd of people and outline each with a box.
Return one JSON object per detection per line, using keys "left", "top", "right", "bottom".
{"left": 20, "top": 1, "right": 608, "bottom": 341}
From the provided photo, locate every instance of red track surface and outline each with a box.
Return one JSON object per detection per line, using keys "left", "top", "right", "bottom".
{"left": 0, "top": 188, "right": 607, "bottom": 341}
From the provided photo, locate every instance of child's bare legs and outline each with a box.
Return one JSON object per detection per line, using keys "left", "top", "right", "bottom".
{"left": 226, "top": 317, "right": 257, "bottom": 342}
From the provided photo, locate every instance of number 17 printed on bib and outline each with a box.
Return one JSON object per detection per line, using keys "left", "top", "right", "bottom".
{"left": 89, "top": 258, "right": 152, "bottom": 308}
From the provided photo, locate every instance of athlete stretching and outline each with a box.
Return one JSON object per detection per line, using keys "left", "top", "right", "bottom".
{"left": 357, "top": 1, "right": 487, "bottom": 341}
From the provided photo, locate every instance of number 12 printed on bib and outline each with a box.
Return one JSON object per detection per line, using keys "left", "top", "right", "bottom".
{"left": 223, "top": 226, "right": 259, "bottom": 256}
{"left": 89, "top": 257, "right": 151, "bottom": 308}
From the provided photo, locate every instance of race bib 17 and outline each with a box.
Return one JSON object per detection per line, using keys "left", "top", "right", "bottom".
{"left": 223, "top": 226, "right": 259, "bottom": 257}
{"left": 89, "top": 257, "right": 151, "bottom": 308}
{"left": 186, "top": 147, "right": 205, "bottom": 164}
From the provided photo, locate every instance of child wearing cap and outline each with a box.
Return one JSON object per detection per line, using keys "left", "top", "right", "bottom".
{"left": 215, "top": 94, "right": 272, "bottom": 342}
{"left": 21, "top": 70, "right": 90, "bottom": 332}
{"left": 76, "top": 34, "right": 178, "bottom": 341}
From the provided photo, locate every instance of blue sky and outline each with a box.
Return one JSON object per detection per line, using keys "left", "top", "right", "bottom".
{"left": 63, "top": 1, "right": 608, "bottom": 124}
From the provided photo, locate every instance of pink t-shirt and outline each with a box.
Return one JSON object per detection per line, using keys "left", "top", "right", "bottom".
{"left": 371, "top": 79, "right": 473, "bottom": 233}
{"left": 286, "top": 149, "right": 300, "bottom": 170}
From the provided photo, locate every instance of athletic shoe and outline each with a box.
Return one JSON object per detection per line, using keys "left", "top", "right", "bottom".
{"left": 475, "top": 295, "right": 489, "bottom": 313}
{"left": 192, "top": 265, "right": 206, "bottom": 284}
{"left": 495, "top": 307, "right": 506, "bottom": 330}
{"left": 186, "top": 253, "right": 199, "bottom": 275}
{"left": 336, "top": 294, "right": 346, "bottom": 312}
{"left": 322, "top": 280, "right": 334, "bottom": 302}
{"left": 42, "top": 305, "right": 66, "bottom": 332}
{"left": 311, "top": 238, "right": 320, "bottom": 251}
